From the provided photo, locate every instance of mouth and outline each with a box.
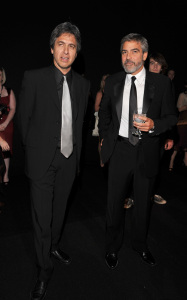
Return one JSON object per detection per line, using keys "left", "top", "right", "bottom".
{"left": 61, "top": 56, "right": 69, "bottom": 62}
{"left": 125, "top": 60, "right": 134, "bottom": 66}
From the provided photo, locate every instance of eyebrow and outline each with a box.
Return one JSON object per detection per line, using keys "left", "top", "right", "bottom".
{"left": 122, "top": 48, "right": 140, "bottom": 52}
{"left": 149, "top": 60, "right": 161, "bottom": 64}
{"left": 58, "top": 41, "right": 76, "bottom": 46}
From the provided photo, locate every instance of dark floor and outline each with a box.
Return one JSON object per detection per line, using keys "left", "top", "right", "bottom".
{"left": 0, "top": 130, "right": 187, "bottom": 300}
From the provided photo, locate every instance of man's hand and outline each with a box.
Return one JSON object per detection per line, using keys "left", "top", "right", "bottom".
{"left": 133, "top": 116, "right": 154, "bottom": 132}
{"left": 164, "top": 139, "right": 174, "bottom": 150}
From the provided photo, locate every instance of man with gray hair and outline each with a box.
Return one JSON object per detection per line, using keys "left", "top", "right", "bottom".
{"left": 99, "top": 33, "right": 177, "bottom": 270}
{"left": 18, "top": 22, "right": 90, "bottom": 300}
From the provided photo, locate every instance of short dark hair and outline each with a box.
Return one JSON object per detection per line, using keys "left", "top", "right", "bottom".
{"left": 50, "top": 22, "right": 81, "bottom": 52}
{"left": 149, "top": 52, "right": 168, "bottom": 74}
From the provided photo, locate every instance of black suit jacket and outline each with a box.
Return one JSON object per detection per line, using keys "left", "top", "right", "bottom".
{"left": 99, "top": 69, "right": 177, "bottom": 177}
{"left": 17, "top": 66, "right": 90, "bottom": 180}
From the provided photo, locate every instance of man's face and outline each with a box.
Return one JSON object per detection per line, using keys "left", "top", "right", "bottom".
{"left": 149, "top": 58, "right": 162, "bottom": 74}
{"left": 51, "top": 33, "right": 77, "bottom": 74}
{"left": 121, "top": 41, "right": 148, "bottom": 75}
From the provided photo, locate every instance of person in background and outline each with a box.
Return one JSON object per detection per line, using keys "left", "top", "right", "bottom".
{"left": 148, "top": 52, "right": 168, "bottom": 75}
{"left": 0, "top": 137, "right": 10, "bottom": 152}
{"left": 169, "top": 80, "right": 187, "bottom": 170}
{"left": 149, "top": 53, "right": 175, "bottom": 203}
{"left": 0, "top": 67, "right": 16, "bottom": 185}
{"left": 17, "top": 22, "right": 90, "bottom": 300}
{"left": 94, "top": 74, "right": 110, "bottom": 112}
{"left": 167, "top": 69, "right": 175, "bottom": 81}
{"left": 99, "top": 33, "right": 177, "bottom": 269}
{"left": 124, "top": 52, "right": 174, "bottom": 208}
{"left": 93, "top": 74, "right": 109, "bottom": 167}
{"left": 167, "top": 68, "right": 177, "bottom": 104}
{"left": 0, "top": 136, "right": 10, "bottom": 210}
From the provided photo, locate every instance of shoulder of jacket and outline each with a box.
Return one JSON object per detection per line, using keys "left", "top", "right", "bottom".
{"left": 104, "top": 71, "right": 125, "bottom": 87}
{"left": 110, "top": 71, "right": 124, "bottom": 79}
{"left": 72, "top": 70, "right": 90, "bottom": 85}
{"left": 24, "top": 66, "right": 50, "bottom": 76}
{"left": 147, "top": 70, "right": 168, "bottom": 81}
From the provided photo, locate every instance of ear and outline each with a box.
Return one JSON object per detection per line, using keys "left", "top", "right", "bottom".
{"left": 143, "top": 52, "right": 148, "bottom": 61}
{"left": 51, "top": 48, "right": 54, "bottom": 55}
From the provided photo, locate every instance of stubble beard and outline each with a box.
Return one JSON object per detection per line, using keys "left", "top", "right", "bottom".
{"left": 123, "top": 60, "right": 143, "bottom": 74}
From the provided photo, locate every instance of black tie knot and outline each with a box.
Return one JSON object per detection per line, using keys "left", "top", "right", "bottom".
{"left": 131, "top": 76, "right": 136, "bottom": 83}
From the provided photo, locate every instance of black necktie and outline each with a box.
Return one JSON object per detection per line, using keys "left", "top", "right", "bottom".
{"left": 129, "top": 76, "right": 139, "bottom": 145}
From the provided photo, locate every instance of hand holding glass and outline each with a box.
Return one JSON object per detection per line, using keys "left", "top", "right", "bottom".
{"left": 132, "top": 113, "right": 146, "bottom": 139}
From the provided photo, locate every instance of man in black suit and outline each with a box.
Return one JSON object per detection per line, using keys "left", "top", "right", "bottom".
{"left": 18, "top": 22, "right": 90, "bottom": 300}
{"left": 98, "top": 33, "right": 177, "bottom": 269}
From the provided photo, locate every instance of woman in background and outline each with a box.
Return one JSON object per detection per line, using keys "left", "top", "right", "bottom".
{"left": 0, "top": 67, "right": 16, "bottom": 185}
{"left": 94, "top": 74, "right": 109, "bottom": 167}
{"left": 0, "top": 136, "right": 10, "bottom": 210}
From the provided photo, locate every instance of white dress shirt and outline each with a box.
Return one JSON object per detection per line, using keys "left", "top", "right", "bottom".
{"left": 119, "top": 67, "right": 146, "bottom": 138}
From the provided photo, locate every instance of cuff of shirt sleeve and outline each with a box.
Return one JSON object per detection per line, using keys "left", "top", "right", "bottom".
{"left": 149, "top": 125, "right": 155, "bottom": 134}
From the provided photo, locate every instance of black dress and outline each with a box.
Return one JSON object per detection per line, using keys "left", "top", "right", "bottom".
{"left": 0, "top": 148, "right": 5, "bottom": 177}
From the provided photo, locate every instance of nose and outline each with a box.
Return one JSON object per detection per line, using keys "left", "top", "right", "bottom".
{"left": 126, "top": 52, "right": 131, "bottom": 59}
{"left": 154, "top": 63, "right": 158, "bottom": 69}
{"left": 63, "top": 45, "right": 69, "bottom": 54}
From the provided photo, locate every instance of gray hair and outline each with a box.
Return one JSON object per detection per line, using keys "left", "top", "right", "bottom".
{"left": 120, "top": 33, "right": 149, "bottom": 53}
{"left": 50, "top": 22, "right": 81, "bottom": 52}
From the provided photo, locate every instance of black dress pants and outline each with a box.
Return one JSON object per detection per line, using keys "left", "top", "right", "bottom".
{"left": 106, "top": 138, "right": 155, "bottom": 253}
{"left": 29, "top": 147, "right": 76, "bottom": 281}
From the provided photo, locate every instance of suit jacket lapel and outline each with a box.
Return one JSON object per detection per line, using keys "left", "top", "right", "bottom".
{"left": 115, "top": 74, "right": 126, "bottom": 123}
{"left": 47, "top": 66, "right": 61, "bottom": 110}
{"left": 70, "top": 71, "right": 79, "bottom": 121}
{"left": 142, "top": 70, "right": 155, "bottom": 114}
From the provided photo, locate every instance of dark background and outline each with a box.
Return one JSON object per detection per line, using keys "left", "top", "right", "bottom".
{"left": 1, "top": 5, "right": 187, "bottom": 300}
{"left": 1, "top": 3, "right": 186, "bottom": 173}
{"left": 1, "top": 2, "right": 186, "bottom": 100}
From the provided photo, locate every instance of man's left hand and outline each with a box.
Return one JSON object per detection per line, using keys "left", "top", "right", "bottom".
{"left": 133, "top": 116, "right": 154, "bottom": 132}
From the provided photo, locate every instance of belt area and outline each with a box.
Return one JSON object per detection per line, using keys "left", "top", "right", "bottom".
{"left": 117, "top": 135, "right": 129, "bottom": 142}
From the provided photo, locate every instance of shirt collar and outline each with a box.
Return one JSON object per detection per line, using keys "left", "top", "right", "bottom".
{"left": 54, "top": 65, "right": 72, "bottom": 85}
{"left": 126, "top": 67, "right": 146, "bottom": 85}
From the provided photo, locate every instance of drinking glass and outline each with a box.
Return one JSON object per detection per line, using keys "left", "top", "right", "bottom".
{"left": 132, "top": 113, "right": 146, "bottom": 139}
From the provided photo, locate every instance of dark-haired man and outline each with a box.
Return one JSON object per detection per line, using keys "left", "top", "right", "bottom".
{"left": 18, "top": 22, "right": 90, "bottom": 300}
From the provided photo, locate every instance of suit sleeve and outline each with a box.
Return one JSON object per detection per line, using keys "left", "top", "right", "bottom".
{"left": 17, "top": 71, "right": 35, "bottom": 146}
{"left": 150, "top": 77, "right": 178, "bottom": 136}
{"left": 85, "top": 81, "right": 91, "bottom": 114}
